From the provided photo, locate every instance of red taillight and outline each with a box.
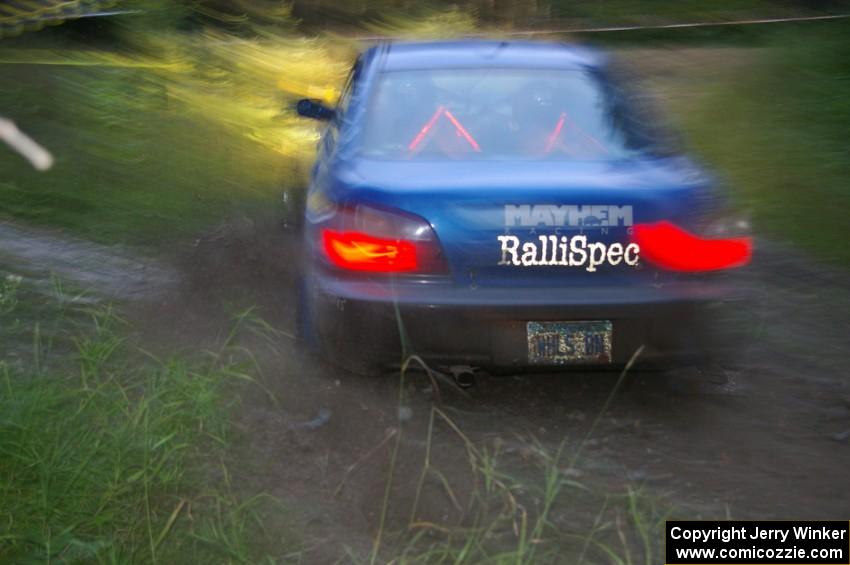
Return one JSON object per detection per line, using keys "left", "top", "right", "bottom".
{"left": 323, "top": 230, "right": 418, "bottom": 272}
{"left": 319, "top": 205, "right": 447, "bottom": 275}
{"left": 632, "top": 220, "right": 752, "bottom": 272}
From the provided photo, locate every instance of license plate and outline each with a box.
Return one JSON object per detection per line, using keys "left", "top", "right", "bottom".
{"left": 526, "top": 321, "right": 613, "bottom": 365}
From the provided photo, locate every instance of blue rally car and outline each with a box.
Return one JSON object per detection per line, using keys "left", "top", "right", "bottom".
{"left": 295, "top": 40, "right": 752, "bottom": 375}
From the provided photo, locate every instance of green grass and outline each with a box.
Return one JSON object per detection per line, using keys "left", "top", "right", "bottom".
{"left": 0, "top": 61, "right": 295, "bottom": 246}
{"left": 0, "top": 29, "right": 349, "bottom": 246}
{"left": 363, "top": 351, "right": 672, "bottom": 564}
{"left": 0, "top": 274, "right": 676, "bottom": 564}
{"left": 1, "top": 273, "right": 676, "bottom": 563}
{"left": 0, "top": 282, "right": 289, "bottom": 563}
{"left": 383, "top": 408, "right": 671, "bottom": 564}
{"left": 669, "top": 19, "right": 850, "bottom": 265}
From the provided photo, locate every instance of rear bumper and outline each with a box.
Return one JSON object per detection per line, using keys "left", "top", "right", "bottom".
{"left": 306, "top": 272, "right": 746, "bottom": 369}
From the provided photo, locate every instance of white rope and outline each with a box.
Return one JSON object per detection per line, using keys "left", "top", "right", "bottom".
{"left": 354, "top": 13, "right": 850, "bottom": 41}
{"left": 0, "top": 117, "right": 53, "bottom": 171}
{"left": 508, "top": 13, "right": 850, "bottom": 35}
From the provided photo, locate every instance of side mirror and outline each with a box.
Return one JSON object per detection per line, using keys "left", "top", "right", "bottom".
{"left": 296, "top": 98, "right": 335, "bottom": 121}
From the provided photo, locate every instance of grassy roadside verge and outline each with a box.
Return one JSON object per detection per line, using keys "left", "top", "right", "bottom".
{"left": 0, "top": 273, "right": 680, "bottom": 563}
{"left": 0, "top": 279, "right": 289, "bottom": 563}
{"left": 664, "top": 18, "right": 850, "bottom": 265}
{"left": 0, "top": 31, "right": 351, "bottom": 247}
{"left": 0, "top": 61, "right": 285, "bottom": 246}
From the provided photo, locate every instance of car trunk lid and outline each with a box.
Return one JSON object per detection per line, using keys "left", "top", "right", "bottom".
{"left": 332, "top": 158, "right": 710, "bottom": 286}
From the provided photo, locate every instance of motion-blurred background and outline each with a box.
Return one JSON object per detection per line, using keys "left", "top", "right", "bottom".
{"left": 2, "top": 0, "right": 849, "bottom": 263}
{"left": 3, "top": 3, "right": 850, "bottom": 564}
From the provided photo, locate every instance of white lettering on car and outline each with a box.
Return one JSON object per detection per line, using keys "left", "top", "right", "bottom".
{"left": 504, "top": 204, "right": 633, "bottom": 228}
{"left": 497, "top": 234, "right": 641, "bottom": 271}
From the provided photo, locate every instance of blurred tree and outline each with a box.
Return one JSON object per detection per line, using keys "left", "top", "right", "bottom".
{"left": 5, "top": 0, "right": 850, "bottom": 41}
{"left": 0, "top": 0, "right": 121, "bottom": 38}
{"left": 189, "top": 0, "right": 298, "bottom": 35}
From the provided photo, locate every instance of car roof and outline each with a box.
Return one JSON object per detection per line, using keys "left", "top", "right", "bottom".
{"left": 370, "top": 40, "right": 606, "bottom": 72}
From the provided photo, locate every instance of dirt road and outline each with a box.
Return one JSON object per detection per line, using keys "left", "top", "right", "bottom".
{"left": 12, "top": 210, "right": 839, "bottom": 561}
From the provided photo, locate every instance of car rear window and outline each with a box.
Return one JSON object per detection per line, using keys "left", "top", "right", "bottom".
{"left": 360, "top": 68, "right": 642, "bottom": 161}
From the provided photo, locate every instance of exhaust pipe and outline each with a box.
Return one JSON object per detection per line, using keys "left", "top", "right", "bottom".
{"left": 448, "top": 365, "right": 476, "bottom": 389}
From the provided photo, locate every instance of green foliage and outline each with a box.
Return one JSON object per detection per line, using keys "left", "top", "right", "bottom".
{"left": 673, "top": 19, "right": 850, "bottom": 264}
{"left": 0, "top": 34, "right": 342, "bottom": 245}
{"left": 551, "top": 0, "right": 803, "bottom": 22}
{"left": 0, "top": 294, "right": 288, "bottom": 563}
{"left": 365, "top": 6, "right": 478, "bottom": 38}
{"left": 0, "top": 274, "right": 22, "bottom": 314}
